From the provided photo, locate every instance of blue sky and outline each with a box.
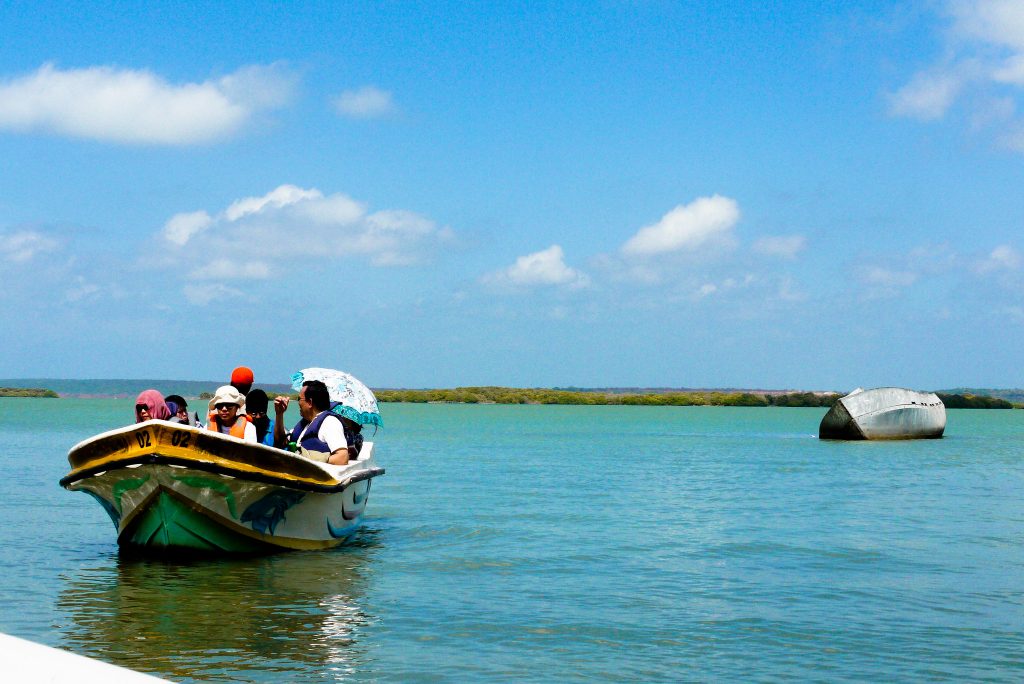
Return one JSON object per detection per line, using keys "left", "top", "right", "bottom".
{"left": 0, "top": 1, "right": 1022, "bottom": 390}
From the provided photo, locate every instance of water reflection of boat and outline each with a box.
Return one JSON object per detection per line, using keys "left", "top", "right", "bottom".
{"left": 60, "top": 421, "right": 384, "bottom": 553}
{"left": 819, "top": 387, "right": 946, "bottom": 440}
{"left": 57, "top": 548, "right": 376, "bottom": 681}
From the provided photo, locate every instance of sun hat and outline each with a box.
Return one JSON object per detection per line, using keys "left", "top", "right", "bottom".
{"left": 212, "top": 385, "right": 245, "bottom": 408}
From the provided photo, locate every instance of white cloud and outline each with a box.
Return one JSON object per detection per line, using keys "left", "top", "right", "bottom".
{"left": 161, "top": 184, "right": 452, "bottom": 290}
{"left": 188, "top": 259, "right": 272, "bottom": 280}
{"left": 622, "top": 195, "right": 740, "bottom": 257}
{"left": 333, "top": 86, "right": 395, "bottom": 119}
{"left": 858, "top": 265, "right": 918, "bottom": 300}
{"left": 775, "top": 275, "right": 807, "bottom": 303}
{"left": 975, "top": 244, "right": 1021, "bottom": 273}
{"left": 992, "top": 54, "right": 1024, "bottom": 84}
{"left": 163, "top": 211, "right": 213, "bottom": 246}
{"left": 890, "top": 2, "right": 1024, "bottom": 148}
{"left": 183, "top": 282, "right": 245, "bottom": 306}
{"left": 970, "top": 95, "right": 1016, "bottom": 129}
{"left": 0, "top": 229, "right": 58, "bottom": 262}
{"left": 356, "top": 210, "right": 443, "bottom": 266}
{"left": 889, "top": 70, "right": 966, "bottom": 120}
{"left": 484, "top": 245, "right": 590, "bottom": 289}
{"left": 752, "top": 235, "right": 806, "bottom": 259}
{"left": 862, "top": 266, "right": 918, "bottom": 287}
{"left": 225, "top": 184, "right": 324, "bottom": 221}
{"left": 949, "top": 0, "right": 1024, "bottom": 50}
{"left": 0, "top": 62, "right": 295, "bottom": 145}
{"left": 65, "top": 277, "right": 100, "bottom": 302}
{"left": 293, "top": 193, "right": 366, "bottom": 225}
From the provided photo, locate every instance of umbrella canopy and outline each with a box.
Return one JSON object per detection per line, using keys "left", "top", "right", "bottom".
{"left": 291, "top": 367, "right": 383, "bottom": 428}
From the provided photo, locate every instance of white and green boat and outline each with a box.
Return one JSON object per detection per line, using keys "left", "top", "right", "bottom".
{"left": 61, "top": 420, "right": 383, "bottom": 553}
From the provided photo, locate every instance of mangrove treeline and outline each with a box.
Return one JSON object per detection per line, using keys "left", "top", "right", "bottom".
{"left": 376, "top": 387, "right": 836, "bottom": 407}
{"left": 375, "top": 387, "right": 1017, "bottom": 408}
{"left": 0, "top": 387, "right": 59, "bottom": 398}
{"left": 0, "top": 385, "right": 1014, "bottom": 408}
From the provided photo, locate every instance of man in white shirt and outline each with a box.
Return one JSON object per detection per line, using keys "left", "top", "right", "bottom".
{"left": 273, "top": 380, "right": 351, "bottom": 464}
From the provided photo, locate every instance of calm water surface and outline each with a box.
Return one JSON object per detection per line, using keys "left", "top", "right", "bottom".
{"left": 1, "top": 399, "right": 1023, "bottom": 681}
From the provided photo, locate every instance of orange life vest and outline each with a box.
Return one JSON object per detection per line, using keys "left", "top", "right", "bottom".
{"left": 208, "top": 410, "right": 253, "bottom": 425}
{"left": 208, "top": 415, "right": 248, "bottom": 439}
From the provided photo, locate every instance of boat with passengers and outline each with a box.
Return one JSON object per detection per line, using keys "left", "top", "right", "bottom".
{"left": 60, "top": 368, "right": 384, "bottom": 553}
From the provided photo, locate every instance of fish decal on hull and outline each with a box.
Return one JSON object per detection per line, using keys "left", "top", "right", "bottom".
{"left": 341, "top": 481, "right": 371, "bottom": 520}
{"left": 172, "top": 475, "right": 238, "bottom": 518}
{"left": 112, "top": 476, "right": 150, "bottom": 513}
{"left": 326, "top": 517, "right": 360, "bottom": 539}
{"left": 241, "top": 490, "right": 306, "bottom": 535}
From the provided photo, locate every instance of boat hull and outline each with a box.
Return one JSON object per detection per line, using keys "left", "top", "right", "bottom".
{"left": 819, "top": 387, "right": 946, "bottom": 440}
{"left": 61, "top": 421, "right": 383, "bottom": 553}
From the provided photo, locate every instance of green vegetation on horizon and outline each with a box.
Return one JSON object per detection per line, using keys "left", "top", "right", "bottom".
{"left": 376, "top": 387, "right": 1018, "bottom": 409}
{"left": 935, "top": 393, "right": 1015, "bottom": 409}
{"left": 0, "top": 380, "right": 1016, "bottom": 408}
{"left": 0, "top": 387, "right": 59, "bottom": 398}
{"left": 376, "top": 387, "right": 841, "bottom": 407}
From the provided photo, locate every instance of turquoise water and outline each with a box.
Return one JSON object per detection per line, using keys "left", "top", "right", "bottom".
{"left": 1, "top": 399, "right": 1023, "bottom": 681}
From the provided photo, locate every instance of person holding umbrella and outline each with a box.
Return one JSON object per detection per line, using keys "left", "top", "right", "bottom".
{"left": 273, "top": 380, "right": 352, "bottom": 464}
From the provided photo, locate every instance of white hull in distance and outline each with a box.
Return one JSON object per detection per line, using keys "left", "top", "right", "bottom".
{"left": 819, "top": 387, "right": 946, "bottom": 440}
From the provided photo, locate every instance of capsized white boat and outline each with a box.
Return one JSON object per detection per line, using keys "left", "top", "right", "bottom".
{"left": 60, "top": 420, "right": 384, "bottom": 553}
{"left": 819, "top": 387, "right": 946, "bottom": 440}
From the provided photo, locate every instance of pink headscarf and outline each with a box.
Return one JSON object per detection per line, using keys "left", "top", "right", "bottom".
{"left": 135, "top": 389, "right": 171, "bottom": 423}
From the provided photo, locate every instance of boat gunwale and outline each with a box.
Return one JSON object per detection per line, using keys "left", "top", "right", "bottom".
{"left": 62, "top": 421, "right": 383, "bottom": 493}
{"left": 61, "top": 453, "right": 384, "bottom": 492}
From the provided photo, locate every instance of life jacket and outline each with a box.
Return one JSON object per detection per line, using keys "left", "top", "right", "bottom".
{"left": 208, "top": 410, "right": 253, "bottom": 426}
{"left": 289, "top": 409, "right": 342, "bottom": 459}
{"left": 289, "top": 403, "right": 363, "bottom": 459}
{"left": 208, "top": 415, "right": 247, "bottom": 439}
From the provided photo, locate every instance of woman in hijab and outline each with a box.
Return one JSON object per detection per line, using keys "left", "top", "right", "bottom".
{"left": 135, "top": 389, "right": 171, "bottom": 423}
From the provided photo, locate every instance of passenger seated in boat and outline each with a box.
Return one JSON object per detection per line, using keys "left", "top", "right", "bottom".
{"left": 272, "top": 380, "right": 352, "bottom": 464}
{"left": 134, "top": 389, "right": 171, "bottom": 423}
{"left": 245, "top": 389, "right": 275, "bottom": 446}
{"left": 341, "top": 416, "right": 363, "bottom": 458}
{"left": 207, "top": 385, "right": 257, "bottom": 443}
{"left": 207, "top": 365, "right": 255, "bottom": 418}
{"left": 165, "top": 394, "right": 203, "bottom": 428}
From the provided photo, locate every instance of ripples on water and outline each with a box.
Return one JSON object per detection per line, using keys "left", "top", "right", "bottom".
{"left": 1, "top": 399, "right": 1023, "bottom": 681}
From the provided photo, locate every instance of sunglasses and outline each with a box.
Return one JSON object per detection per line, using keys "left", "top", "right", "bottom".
{"left": 135, "top": 405, "right": 149, "bottom": 412}
{"left": 215, "top": 403, "right": 238, "bottom": 410}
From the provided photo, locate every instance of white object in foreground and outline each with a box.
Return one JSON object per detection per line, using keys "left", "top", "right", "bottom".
{"left": 0, "top": 632, "right": 169, "bottom": 683}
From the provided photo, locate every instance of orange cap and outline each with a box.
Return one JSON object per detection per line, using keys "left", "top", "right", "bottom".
{"left": 230, "top": 366, "right": 254, "bottom": 385}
